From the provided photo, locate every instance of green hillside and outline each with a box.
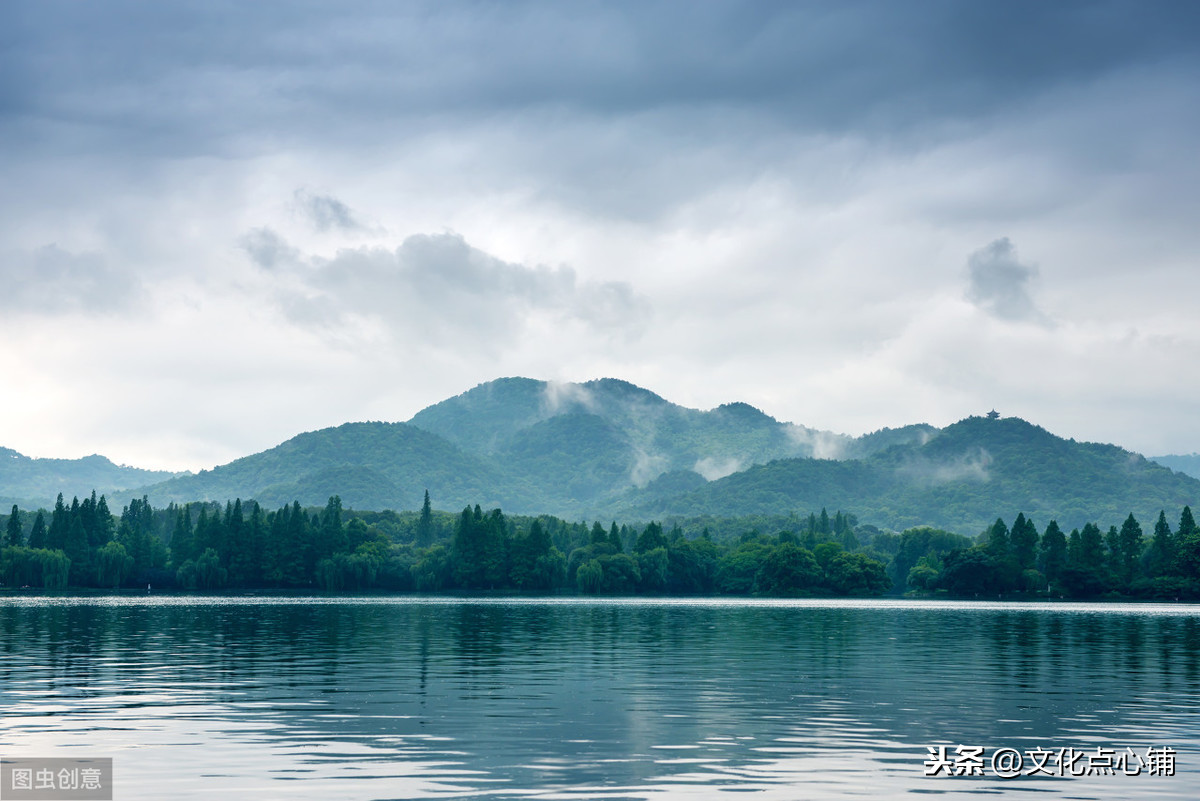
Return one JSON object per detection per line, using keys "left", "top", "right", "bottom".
{"left": 406, "top": 376, "right": 554, "bottom": 454}
{"left": 123, "top": 422, "right": 543, "bottom": 513}
{"left": 0, "top": 447, "right": 178, "bottom": 509}
{"left": 407, "top": 377, "right": 843, "bottom": 499}
{"left": 631, "top": 416, "right": 1200, "bottom": 534}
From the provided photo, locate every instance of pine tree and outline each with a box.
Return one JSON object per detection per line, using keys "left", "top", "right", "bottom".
{"left": 1067, "top": 528, "right": 1083, "bottom": 566}
{"left": 1011, "top": 513, "right": 1039, "bottom": 572}
{"left": 1079, "top": 523, "right": 1105, "bottom": 570}
{"left": 482, "top": 508, "right": 510, "bottom": 588}
{"left": 318, "top": 496, "right": 346, "bottom": 560}
{"left": 231, "top": 502, "right": 265, "bottom": 587}
{"left": 289, "top": 501, "right": 314, "bottom": 583}
{"left": 224, "top": 499, "right": 245, "bottom": 562}
{"left": 1117, "top": 513, "right": 1144, "bottom": 585}
{"left": 28, "top": 511, "right": 47, "bottom": 549}
{"left": 839, "top": 513, "right": 859, "bottom": 551}
{"left": 1105, "top": 526, "right": 1121, "bottom": 575}
{"left": 1174, "top": 506, "right": 1200, "bottom": 577}
{"left": 193, "top": 506, "right": 211, "bottom": 554}
{"left": 48, "top": 494, "right": 69, "bottom": 550}
{"left": 986, "top": 518, "right": 1010, "bottom": 557}
{"left": 1039, "top": 520, "right": 1067, "bottom": 583}
{"left": 635, "top": 522, "right": 666, "bottom": 553}
{"left": 608, "top": 522, "right": 623, "bottom": 553}
{"left": 170, "top": 505, "right": 194, "bottom": 568}
{"left": 96, "top": 495, "right": 114, "bottom": 544}
{"left": 1147, "top": 510, "right": 1174, "bottom": 577}
{"left": 118, "top": 499, "right": 153, "bottom": 572}
{"left": 452, "top": 506, "right": 486, "bottom": 588}
{"left": 416, "top": 490, "right": 433, "bottom": 547}
{"left": 1182, "top": 506, "right": 1198, "bottom": 538}
{"left": 65, "top": 515, "right": 89, "bottom": 577}
{"left": 81, "top": 492, "right": 99, "bottom": 547}
{"left": 5, "top": 505, "right": 22, "bottom": 547}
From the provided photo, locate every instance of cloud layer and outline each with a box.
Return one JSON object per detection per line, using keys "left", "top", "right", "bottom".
{"left": 1, "top": 2, "right": 1199, "bottom": 471}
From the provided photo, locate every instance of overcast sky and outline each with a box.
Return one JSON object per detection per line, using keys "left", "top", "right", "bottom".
{"left": 2, "top": 1, "right": 1199, "bottom": 471}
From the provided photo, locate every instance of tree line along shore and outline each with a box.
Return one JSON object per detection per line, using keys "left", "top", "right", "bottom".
{"left": 2, "top": 490, "right": 1199, "bottom": 599}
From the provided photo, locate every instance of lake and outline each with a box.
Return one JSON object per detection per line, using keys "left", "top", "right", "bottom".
{"left": 1, "top": 597, "right": 1198, "bottom": 800}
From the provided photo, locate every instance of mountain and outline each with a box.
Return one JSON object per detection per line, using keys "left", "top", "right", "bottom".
{"left": 121, "top": 422, "right": 543, "bottom": 513}
{"left": 629, "top": 416, "right": 1200, "bottom": 534}
{"left": 1150, "top": 454, "right": 1200, "bottom": 480}
{"left": 0, "top": 447, "right": 179, "bottom": 509}
{"left": 126, "top": 377, "right": 844, "bottom": 514}
{"left": 408, "top": 376, "right": 856, "bottom": 490}
{"left": 24, "top": 378, "right": 1199, "bottom": 536}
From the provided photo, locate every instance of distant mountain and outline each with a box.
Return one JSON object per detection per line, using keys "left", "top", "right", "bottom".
{"left": 408, "top": 377, "right": 856, "bottom": 490}
{"left": 129, "top": 377, "right": 849, "bottom": 514}
{"left": 629, "top": 416, "right": 1200, "bottom": 534}
{"left": 38, "top": 378, "right": 1199, "bottom": 536}
{"left": 124, "top": 422, "right": 542, "bottom": 513}
{"left": 0, "top": 447, "right": 179, "bottom": 509}
{"left": 1150, "top": 454, "right": 1200, "bottom": 480}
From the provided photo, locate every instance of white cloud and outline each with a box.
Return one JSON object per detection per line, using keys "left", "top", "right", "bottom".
{"left": 251, "top": 230, "right": 650, "bottom": 357}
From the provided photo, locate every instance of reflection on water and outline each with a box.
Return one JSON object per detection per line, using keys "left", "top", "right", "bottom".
{"left": 1, "top": 598, "right": 1198, "bottom": 800}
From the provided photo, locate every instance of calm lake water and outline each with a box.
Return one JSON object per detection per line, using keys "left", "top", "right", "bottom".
{"left": 1, "top": 597, "right": 1198, "bottom": 800}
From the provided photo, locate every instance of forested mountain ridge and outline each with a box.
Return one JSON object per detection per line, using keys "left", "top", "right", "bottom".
{"left": 4, "top": 379, "right": 1198, "bottom": 538}
{"left": 630, "top": 416, "right": 1200, "bottom": 534}
{"left": 117, "top": 378, "right": 837, "bottom": 515}
{"left": 407, "top": 377, "right": 840, "bottom": 479}
{"left": 0, "top": 447, "right": 179, "bottom": 510}
{"left": 110, "top": 422, "right": 541, "bottom": 513}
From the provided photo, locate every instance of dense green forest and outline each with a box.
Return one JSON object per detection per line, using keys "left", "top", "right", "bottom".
{"left": 3, "top": 489, "right": 1200, "bottom": 600}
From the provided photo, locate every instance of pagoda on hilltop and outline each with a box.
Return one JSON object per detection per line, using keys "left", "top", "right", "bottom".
{"left": 986, "top": 409, "right": 1000, "bottom": 420}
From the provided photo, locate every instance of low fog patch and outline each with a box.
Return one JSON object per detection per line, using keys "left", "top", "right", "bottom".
{"left": 693, "top": 455, "right": 744, "bottom": 481}
{"left": 900, "top": 448, "right": 993, "bottom": 485}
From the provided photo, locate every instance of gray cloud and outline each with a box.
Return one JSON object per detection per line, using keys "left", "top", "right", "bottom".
{"left": 965, "top": 238, "right": 1048, "bottom": 323}
{"left": 6, "top": 3, "right": 1198, "bottom": 158}
{"left": 239, "top": 228, "right": 301, "bottom": 271}
{"left": 255, "top": 231, "right": 649, "bottom": 353}
{"left": 0, "top": 244, "right": 141, "bottom": 315}
{"left": 294, "top": 190, "right": 365, "bottom": 233}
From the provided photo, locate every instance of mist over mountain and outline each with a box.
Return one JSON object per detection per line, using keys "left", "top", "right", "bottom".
{"left": 407, "top": 377, "right": 838, "bottom": 482}
{"left": 633, "top": 416, "right": 1200, "bottom": 534}
{"left": 5, "top": 378, "right": 1197, "bottom": 537}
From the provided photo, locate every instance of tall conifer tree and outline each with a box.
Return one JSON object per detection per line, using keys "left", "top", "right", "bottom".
{"left": 5, "top": 505, "right": 22, "bottom": 547}
{"left": 29, "top": 511, "right": 47, "bottom": 549}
